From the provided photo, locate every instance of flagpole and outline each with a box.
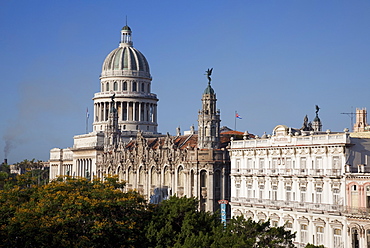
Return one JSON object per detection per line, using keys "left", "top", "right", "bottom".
{"left": 86, "top": 108, "right": 89, "bottom": 134}
{"left": 234, "top": 111, "right": 237, "bottom": 131}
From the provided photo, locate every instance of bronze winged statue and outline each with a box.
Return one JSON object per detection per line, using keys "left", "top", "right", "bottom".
{"left": 206, "top": 68, "right": 213, "bottom": 84}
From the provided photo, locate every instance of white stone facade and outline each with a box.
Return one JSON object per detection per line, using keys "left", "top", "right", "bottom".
{"left": 229, "top": 125, "right": 370, "bottom": 248}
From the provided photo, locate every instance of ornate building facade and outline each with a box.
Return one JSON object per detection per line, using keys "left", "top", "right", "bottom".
{"left": 49, "top": 26, "right": 231, "bottom": 212}
{"left": 230, "top": 111, "right": 370, "bottom": 248}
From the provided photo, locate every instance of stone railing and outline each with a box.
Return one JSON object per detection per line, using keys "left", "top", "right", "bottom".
{"left": 100, "top": 70, "right": 151, "bottom": 78}
{"left": 231, "top": 133, "right": 349, "bottom": 149}
{"left": 231, "top": 168, "right": 342, "bottom": 177}
{"left": 73, "top": 142, "right": 104, "bottom": 149}
{"left": 345, "top": 207, "right": 370, "bottom": 217}
{"left": 230, "top": 197, "right": 344, "bottom": 213}
{"left": 94, "top": 91, "right": 157, "bottom": 99}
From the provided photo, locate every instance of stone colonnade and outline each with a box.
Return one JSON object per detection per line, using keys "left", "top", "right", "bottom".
{"left": 94, "top": 101, "right": 157, "bottom": 124}
{"left": 76, "top": 159, "right": 93, "bottom": 178}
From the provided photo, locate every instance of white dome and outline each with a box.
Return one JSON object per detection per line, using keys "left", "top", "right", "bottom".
{"left": 100, "top": 26, "right": 151, "bottom": 79}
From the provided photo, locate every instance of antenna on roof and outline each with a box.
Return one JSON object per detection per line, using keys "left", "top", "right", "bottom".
{"left": 341, "top": 106, "right": 355, "bottom": 131}
{"left": 126, "top": 15, "right": 128, "bottom": 26}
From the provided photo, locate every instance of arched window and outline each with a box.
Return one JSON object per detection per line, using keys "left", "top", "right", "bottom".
{"left": 351, "top": 184, "right": 359, "bottom": 208}
{"left": 178, "top": 166, "right": 184, "bottom": 187}
{"left": 141, "top": 83, "right": 145, "bottom": 92}
{"left": 164, "top": 167, "right": 170, "bottom": 186}
{"left": 139, "top": 167, "right": 144, "bottom": 184}
{"left": 123, "top": 82, "right": 127, "bottom": 91}
{"left": 106, "top": 82, "right": 109, "bottom": 91}
{"left": 133, "top": 82, "right": 137, "bottom": 91}
{"left": 117, "top": 166, "right": 123, "bottom": 181}
{"left": 128, "top": 167, "right": 133, "bottom": 185}
{"left": 147, "top": 84, "right": 150, "bottom": 92}
{"left": 114, "top": 82, "right": 118, "bottom": 91}
{"left": 151, "top": 168, "right": 157, "bottom": 186}
{"left": 200, "top": 170, "right": 207, "bottom": 188}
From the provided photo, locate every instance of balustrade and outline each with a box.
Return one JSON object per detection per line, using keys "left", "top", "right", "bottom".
{"left": 230, "top": 197, "right": 344, "bottom": 213}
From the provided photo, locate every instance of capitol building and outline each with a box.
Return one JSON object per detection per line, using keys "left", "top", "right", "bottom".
{"left": 49, "top": 25, "right": 232, "bottom": 212}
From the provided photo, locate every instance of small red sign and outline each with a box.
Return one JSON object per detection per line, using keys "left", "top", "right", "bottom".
{"left": 218, "top": 199, "right": 229, "bottom": 204}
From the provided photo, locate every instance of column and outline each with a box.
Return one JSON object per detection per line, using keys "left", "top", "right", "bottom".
{"left": 208, "top": 170, "right": 214, "bottom": 212}
{"left": 122, "top": 102, "right": 125, "bottom": 121}
{"left": 149, "top": 104, "right": 153, "bottom": 122}
{"left": 139, "top": 102, "right": 142, "bottom": 121}
{"left": 103, "top": 102, "right": 107, "bottom": 121}
{"left": 128, "top": 102, "right": 132, "bottom": 121}
{"left": 154, "top": 104, "right": 157, "bottom": 123}
{"left": 133, "top": 102, "right": 136, "bottom": 121}
{"left": 143, "top": 102, "right": 146, "bottom": 122}
{"left": 127, "top": 102, "right": 130, "bottom": 121}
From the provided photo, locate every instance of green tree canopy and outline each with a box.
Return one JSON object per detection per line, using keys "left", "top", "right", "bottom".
{"left": 0, "top": 177, "right": 296, "bottom": 248}
{"left": 145, "top": 195, "right": 295, "bottom": 248}
{"left": 0, "top": 176, "right": 151, "bottom": 248}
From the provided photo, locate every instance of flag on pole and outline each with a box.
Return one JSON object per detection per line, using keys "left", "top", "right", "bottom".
{"left": 236, "top": 112, "right": 242, "bottom": 119}
{"left": 86, "top": 107, "right": 89, "bottom": 118}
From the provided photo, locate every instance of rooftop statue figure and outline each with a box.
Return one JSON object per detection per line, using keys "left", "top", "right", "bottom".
{"left": 205, "top": 68, "right": 213, "bottom": 84}
{"left": 315, "top": 105, "right": 320, "bottom": 116}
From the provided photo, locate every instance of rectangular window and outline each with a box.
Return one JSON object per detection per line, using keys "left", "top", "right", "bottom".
{"left": 247, "top": 185, "right": 252, "bottom": 198}
{"left": 286, "top": 222, "right": 293, "bottom": 229}
{"left": 300, "top": 224, "right": 308, "bottom": 243}
{"left": 259, "top": 185, "right": 264, "bottom": 199}
{"left": 333, "top": 156, "right": 341, "bottom": 169}
{"left": 316, "top": 157, "right": 323, "bottom": 170}
{"left": 286, "top": 186, "right": 291, "bottom": 202}
{"left": 300, "top": 187, "right": 306, "bottom": 203}
{"left": 259, "top": 159, "right": 264, "bottom": 173}
{"left": 286, "top": 158, "right": 292, "bottom": 169}
{"left": 300, "top": 157, "right": 307, "bottom": 174}
{"left": 316, "top": 226, "right": 324, "bottom": 245}
{"left": 272, "top": 158, "right": 278, "bottom": 169}
{"left": 247, "top": 158, "right": 252, "bottom": 170}
{"left": 333, "top": 188, "right": 340, "bottom": 204}
{"left": 316, "top": 188, "right": 322, "bottom": 203}
{"left": 334, "top": 228, "right": 342, "bottom": 248}
{"left": 272, "top": 186, "right": 278, "bottom": 201}
{"left": 236, "top": 159, "right": 240, "bottom": 172}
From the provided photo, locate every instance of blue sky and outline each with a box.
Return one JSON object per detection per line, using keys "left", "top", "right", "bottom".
{"left": 1, "top": 1, "right": 370, "bottom": 164}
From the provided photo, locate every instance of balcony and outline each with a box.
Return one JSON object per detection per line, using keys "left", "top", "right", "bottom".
{"left": 230, "top": 197, "right": 344, "bottom": 214}
{"left": 345, "top": 207, "right": 370, "bottom": 217}
{"left": 310, "top": 169, "right": 324, "bottom": 176}
{"left": 294, "top": 168, "right": 309, "bottom": 176}
{"left": 231, "top": 168, "right": 343, "bottom": 177}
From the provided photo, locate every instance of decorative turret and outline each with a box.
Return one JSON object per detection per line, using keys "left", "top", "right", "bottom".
{"left": 198, "top": 68, "right": 221, "bottom": 149}
{"left": 104, "top": 94, "right": 120, "bottom": 151}
{"left": 353, "top": 108, "right": 368, "bottom": 132}
{"left": 120, "top": 25, "right": 133, "bottom": 46}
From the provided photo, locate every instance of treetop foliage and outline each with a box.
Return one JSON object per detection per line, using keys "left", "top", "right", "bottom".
{"left": 0, "top": 174, "right": 296, "bottom": 248}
